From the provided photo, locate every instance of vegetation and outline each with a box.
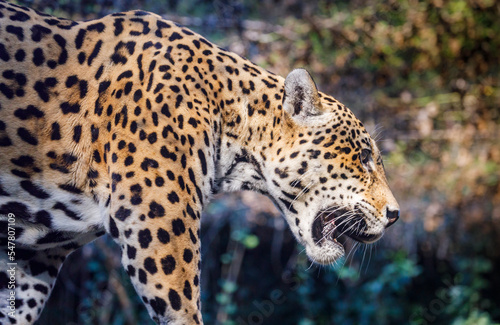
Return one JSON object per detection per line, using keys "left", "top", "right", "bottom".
{"left": 15, "top": 0, "right": 499, "bottom": 324}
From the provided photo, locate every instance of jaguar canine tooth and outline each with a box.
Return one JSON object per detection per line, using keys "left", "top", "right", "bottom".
{"left": 322, "top": 221, "right": 334, "bottom": 235}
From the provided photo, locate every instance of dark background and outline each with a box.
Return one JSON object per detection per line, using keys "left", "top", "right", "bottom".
{"left": 13, "top": 0, "right": 500, "bottom": 324}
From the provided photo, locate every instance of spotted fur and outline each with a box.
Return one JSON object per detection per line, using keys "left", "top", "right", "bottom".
{"left": 0, "top": 1, "right": 399, "bottom": 324}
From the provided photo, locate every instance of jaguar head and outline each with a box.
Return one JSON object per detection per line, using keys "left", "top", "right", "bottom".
{"left": 268, "top": 69, "right": 400, "bottom": 265}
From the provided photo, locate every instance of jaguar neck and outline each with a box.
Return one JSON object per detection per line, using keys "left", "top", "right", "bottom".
{"left": 213, "top": 57, "right": 285, "bottom": 194}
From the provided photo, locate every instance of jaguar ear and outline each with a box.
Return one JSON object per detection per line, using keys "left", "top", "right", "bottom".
{"left": 283, "top": 69, "right": 323, "bottom": 121}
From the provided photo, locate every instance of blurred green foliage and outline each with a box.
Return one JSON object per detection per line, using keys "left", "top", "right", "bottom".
{"left": 311, "top": 0, "right": 500, "bottom": 96}
{"left": 17, "top": 0, "right": 499, "bottom": 324}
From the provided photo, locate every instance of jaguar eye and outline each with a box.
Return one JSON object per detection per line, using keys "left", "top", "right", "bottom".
{"left": 360, "top": 148, "right": 372, "bottom": 165}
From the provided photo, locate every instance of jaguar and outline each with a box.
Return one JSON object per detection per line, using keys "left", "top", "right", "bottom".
{"left": 0, "top": 1, "right": 399, "bottom": 324}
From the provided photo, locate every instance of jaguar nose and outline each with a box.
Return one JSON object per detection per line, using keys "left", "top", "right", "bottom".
{"left": 386, "top": 208, "right": 400, "bottom": 228}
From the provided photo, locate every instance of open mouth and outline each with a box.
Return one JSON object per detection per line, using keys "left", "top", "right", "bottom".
{"left": 312, "top": 207, "right": 381, "bottom": 248}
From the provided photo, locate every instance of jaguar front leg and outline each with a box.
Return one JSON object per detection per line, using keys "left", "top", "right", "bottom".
{"left": 105, "top": 162, "right": 203, "bottom": 324}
